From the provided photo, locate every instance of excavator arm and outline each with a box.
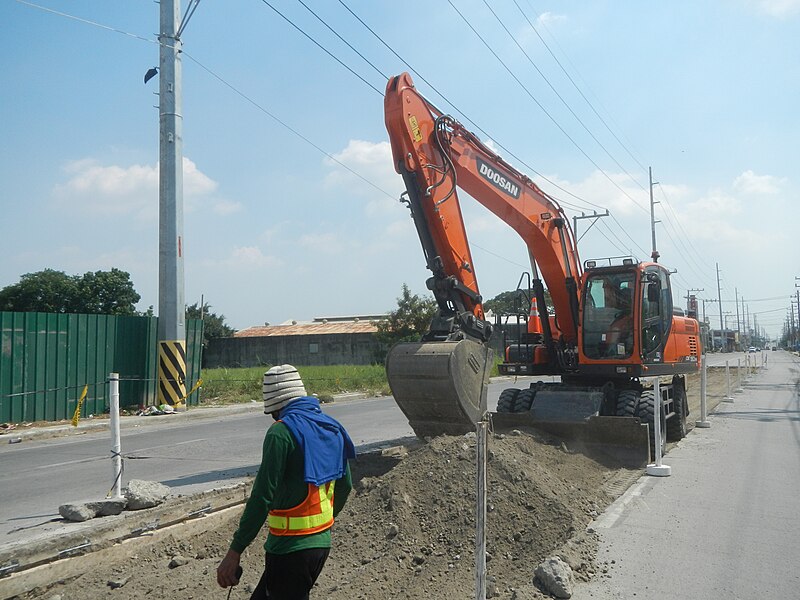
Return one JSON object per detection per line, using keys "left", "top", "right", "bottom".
{"left": 384, "top": 73, "right": 582, "bottom": 437}
{"left": 385, "top": 73, "right": 582, "bottom": 347}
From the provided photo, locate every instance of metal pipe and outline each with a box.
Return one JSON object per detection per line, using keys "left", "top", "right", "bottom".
{"left": 475, "top": 418, "right": 488, "bottom": 600}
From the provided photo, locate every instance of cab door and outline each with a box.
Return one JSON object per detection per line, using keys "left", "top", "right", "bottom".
{"left": 640, "top": 267, "right": 673, "bottom": 363}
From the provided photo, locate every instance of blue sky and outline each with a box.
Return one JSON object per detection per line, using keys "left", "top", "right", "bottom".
{"left": 1, "top": 0, "right": 798, "bottom": 339}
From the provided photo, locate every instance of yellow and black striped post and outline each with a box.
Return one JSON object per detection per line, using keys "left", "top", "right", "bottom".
{"left": 158, "top": 340, "right": 187, "bottom": 406}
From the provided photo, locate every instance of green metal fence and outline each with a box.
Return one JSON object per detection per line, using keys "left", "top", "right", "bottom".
{"left": 0, "top": 312, "right": 203, "bottom": 423}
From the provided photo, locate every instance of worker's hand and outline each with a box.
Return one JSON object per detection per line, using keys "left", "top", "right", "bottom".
{"left": 216, "top": 549, "right": 242, "bottom": 588}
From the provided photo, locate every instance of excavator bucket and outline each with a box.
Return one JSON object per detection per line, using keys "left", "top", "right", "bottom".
{"left": 386, "top": 340, "right": 494, "bottom": 438}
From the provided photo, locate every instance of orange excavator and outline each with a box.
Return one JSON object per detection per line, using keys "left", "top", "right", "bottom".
{"left": 384, "top": 73, "right": 701, "bottom": 464}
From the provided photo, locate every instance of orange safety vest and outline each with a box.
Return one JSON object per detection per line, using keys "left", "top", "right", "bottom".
{"left": 267, "top": 481, "right": 335, "bottom": 536}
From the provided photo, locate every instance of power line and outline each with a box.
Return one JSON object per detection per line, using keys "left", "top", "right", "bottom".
{"left": 183, "top": 52, "right": 395, "bottom": 200}
{"left": 446, "top": 0, "right": 650, "bottom": 215}
{"left": 293, "top": 0, "right": 388, "bottom": 81}
{"left": 21, "top": 0, "right": 704, "bottom": 281}
{"left": 13, "top": 0, "right": 156, "bottom": 45}
{"left": 15, "top": 0, "right": 397, "bottom": 202}
{"left": 257, "top": 0, "right": 384, "bottom": 96}
{"left": 483, "top": 0, "right": 648, "bottom": 193}
{"left": 335, "top": 0, "right": 601, "bottom": 215}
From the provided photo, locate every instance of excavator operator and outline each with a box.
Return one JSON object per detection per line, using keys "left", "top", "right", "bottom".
{"left": 605, "top": 285, "right": 634, "bottom": 357}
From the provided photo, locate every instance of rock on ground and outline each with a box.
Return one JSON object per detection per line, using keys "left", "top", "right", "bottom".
{"left": 124, "top": 480, "right": 171, "bottom": 510}
{"left": 535, "top": 556, "right": 574, "bottom": 598}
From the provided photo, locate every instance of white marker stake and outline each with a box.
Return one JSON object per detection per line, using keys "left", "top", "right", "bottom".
{"left": 723, "top": 360, "right": 734, "bottom": 403}
{"left": 109, "top": 373, "right": 123, "bottom": 499}
{"left": 696, "top": 355, "right": 711, "bottom": 428}
{"left": 647, "top": 378, "right": 671, "bottom": 476}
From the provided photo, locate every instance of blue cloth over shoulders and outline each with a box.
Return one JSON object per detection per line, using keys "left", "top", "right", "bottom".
{"left": 278, "top": 396, "right": 356, "bottom": 486}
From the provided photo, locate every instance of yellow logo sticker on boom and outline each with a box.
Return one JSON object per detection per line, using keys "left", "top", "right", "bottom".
{"left": 409, "top": 115, "right": 422, "bottom": 142}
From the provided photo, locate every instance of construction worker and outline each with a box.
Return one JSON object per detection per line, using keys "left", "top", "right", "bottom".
{"left": 217, "top": 364, "right": 355, "bottom": 599}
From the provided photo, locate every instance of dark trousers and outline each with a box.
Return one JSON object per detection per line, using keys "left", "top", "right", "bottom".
{"left": 250, "top": 548, "right": 330, "bottom": 600}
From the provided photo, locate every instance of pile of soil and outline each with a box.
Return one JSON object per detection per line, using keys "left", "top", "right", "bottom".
{"left": 14, "top": 369, "right": 729, "bottom": 599}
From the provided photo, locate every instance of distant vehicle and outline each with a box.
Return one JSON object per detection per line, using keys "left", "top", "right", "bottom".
{"left": 772, "top": 346, "right": 777, "bottom": 351}
{"left": 748, "top": 347, "right": 757, "bottom": 353}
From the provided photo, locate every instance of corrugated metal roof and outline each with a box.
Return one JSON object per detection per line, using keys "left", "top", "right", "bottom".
{"left": 235, "top": 320, "right": 381, "bottom": 338}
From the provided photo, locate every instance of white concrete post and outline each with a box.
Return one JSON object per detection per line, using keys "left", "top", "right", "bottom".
{"left": 735, "top": 358, "right": 744, "bottom": 393}
{"left": 475, "top": 418, "right": 488, "bottom": 600}
{"left": 696, "top": 355, "right": 711, "bottom": 428}
{"left": 723, "top": 360, "right": 734, "bottom": 403}
{"left": 647, "top": 378, "right": 671, "bottom": 476}
{"left": 109, "top": 373, "right": 123, "bottom": 499}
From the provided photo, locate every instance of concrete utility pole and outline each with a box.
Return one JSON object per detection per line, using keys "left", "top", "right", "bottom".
{"left": 795, "top": 285, "right": 800, "bottom": 349}
{"left": 649, "top": 167, "right": 660, "bottom": 262}
{"left": 735, "top": 287, "right": 741, "bottom": 350}
{"left": 157, "top": 0, "right": 187, "bottom": 406}
{"left": 741, "top": 295, "right": 747, "bottom": 348}
{"left": 716, "top": 263, "right": 725, "bottom": 351}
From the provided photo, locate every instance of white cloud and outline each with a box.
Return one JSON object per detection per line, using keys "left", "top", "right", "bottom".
{"left": 298, "top": 231, "right": 351, "bottom": 255}
{"left": 53, "top": 157, "right": 220, "bottom": 219}
{"left": 732, "top": 170, "right": 784, "bottom": 195}
{"left": 537, "top": 170, "right": 649, "bottom": 217}
{"left": 323, "top": 140, "right": 404, "bottom": 215}
{"left": 749, "top": 0, "right": 800, "bottom": 17}
{"left": 212, "top": 199, "right": 243, "bottom": 215}
{"left": 204, "top": 245, "right": 281, "bottom": 270}
{"left": 536, "top": 11, "right": 567, "bottom": 28}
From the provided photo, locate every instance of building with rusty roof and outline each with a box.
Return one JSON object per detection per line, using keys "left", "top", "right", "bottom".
{"left": 204, "top": 316, "right": 387, "bottom": 368}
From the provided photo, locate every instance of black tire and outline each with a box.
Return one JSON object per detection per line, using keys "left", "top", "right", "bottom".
{"left": 615, "top": 389, "right": 639, "bottom": 417}
{"left": 666, "top": 379, "right": 688, "bottom": 441}
{"left": 513, "top": 389, "right": 536, "bottom": 413}
{"left": 497, "top": 388, "right": 520, "bottom": 413}
{"left": 635, "top": 389, "right": 666, "bottom": 461}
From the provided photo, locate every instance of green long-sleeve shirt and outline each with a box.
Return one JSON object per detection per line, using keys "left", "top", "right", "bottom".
{"left": 230, "top": 421, "right": 352, "bottom": 555}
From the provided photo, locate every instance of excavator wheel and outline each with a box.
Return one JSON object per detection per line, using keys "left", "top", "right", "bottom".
{"left": 497, "top": 388, "right": 520, "bottom": 413}
{"left": 513, "top": 388, "right": 536, "bottom": 413}
{"left": 666, "top": 378, "right": 688, "bottom": 441}
{"left": 615, "top": 389, "right": 639, "bottom": 417}
{"left": 635, "top": 390, "right": 665, "bottom": 461}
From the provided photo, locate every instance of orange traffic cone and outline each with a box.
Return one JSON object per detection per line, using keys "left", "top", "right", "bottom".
{"left": 529, "top": 297, "right": 543, "bottom": 335}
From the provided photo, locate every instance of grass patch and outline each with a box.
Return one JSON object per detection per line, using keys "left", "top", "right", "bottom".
{"left": 198, "top": 355, "right": 503, "bottom": 406}
{"left": 198, "top": 364, "right": 391, "bottom": 405}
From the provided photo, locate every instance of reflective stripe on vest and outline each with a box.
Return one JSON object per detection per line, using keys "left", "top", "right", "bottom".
{"left": 267, "top": 481, "right": 335, "bottom": 536}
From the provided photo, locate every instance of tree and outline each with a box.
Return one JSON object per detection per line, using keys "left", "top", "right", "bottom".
{"left": 376, "top": 284, "right": 437, "bottom": 348}
{"left": 75, "top": 268, "right": 140, "bottom": 315}
{"left": 186, "top": 302, "right": 235, "bottom": 347}
{"left": 0, "top": 269, "right": 78, "bottom": 313}
{"left": 0, "top": 268, "right": 140, "bottom": 315}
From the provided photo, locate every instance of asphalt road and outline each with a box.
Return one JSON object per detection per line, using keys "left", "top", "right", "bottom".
{"left": 573, "top": 350, "right": 800, "bottom": 599}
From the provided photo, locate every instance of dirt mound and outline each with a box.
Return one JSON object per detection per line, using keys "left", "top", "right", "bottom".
{"left": 318, "top": 429, "right": 618, "bottom": 599}
{"left": 17, "top": 428, "right": 625, "bottom": 600}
